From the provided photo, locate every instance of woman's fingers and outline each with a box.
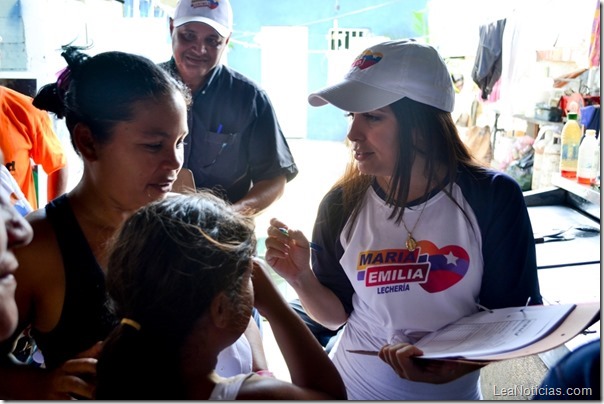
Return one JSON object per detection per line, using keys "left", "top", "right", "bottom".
{"left": 378, "top": 342, "right": 485, "bottom": 384}
{"left": 379, "top": 343, "right": 422, "bottom": 380}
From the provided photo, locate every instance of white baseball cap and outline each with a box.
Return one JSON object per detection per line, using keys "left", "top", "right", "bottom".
{"left": 173, "top": 0, "right": 233, "bottom": 38}
{"left": 308, "top": 39, "right": 455, "bottom": 113}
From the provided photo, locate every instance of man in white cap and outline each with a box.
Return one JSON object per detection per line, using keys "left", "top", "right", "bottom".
{"left": 160, "top": 0, "right": 297, "bottom": 379}
{"left": 160, "top": 0, "right": 298, "bottom": 216}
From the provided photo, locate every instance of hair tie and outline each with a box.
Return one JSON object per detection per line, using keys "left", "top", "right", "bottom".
{"left": 120, "top": 318, "right": 141, "bottom": 331}
{"left": 55, "top": 67, "right": 71, "bottom": 103}
{"left": 56, "top": 67, "right": 71, "bottom": 90}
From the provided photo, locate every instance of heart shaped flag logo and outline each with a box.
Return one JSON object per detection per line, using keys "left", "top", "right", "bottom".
{"left": 357, "top": 241, "right": 469, "bottom": 293}
{"left": 352, "top": 50, "right": 383, "bottom": 70}
{"left": 419, "top": 241, "right": 469, "bottom": 293}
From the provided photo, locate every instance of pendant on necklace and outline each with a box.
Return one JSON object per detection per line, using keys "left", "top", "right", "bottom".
{"left": 406, "top": 234, "right": 417, "bottom": 251}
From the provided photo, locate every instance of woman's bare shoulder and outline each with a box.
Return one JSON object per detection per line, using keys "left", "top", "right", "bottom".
{"left": 12, "top": 209, "right": 66, "bottom": 330}
{"left": 20, "top": 209, "right": 62, "bottom": 264}
{"left": 14, "top": 210, "right": 64, "bottom": 297}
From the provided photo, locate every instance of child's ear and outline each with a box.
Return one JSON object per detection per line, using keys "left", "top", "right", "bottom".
{"left": 73, "top": 123, "right": 99, "bottom": 161}
{"left": 209, "top": 292, "right": 231, "bottom": 329}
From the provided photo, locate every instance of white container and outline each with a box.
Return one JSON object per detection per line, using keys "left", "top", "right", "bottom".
{"left": 532, "top": 126, "right": 561, "bottom": 190}
{"left": 539, "top": 133, "right": 561, "bottom": 189}
{"left": 576, "top": 129, "right": 599, "bottom": 184}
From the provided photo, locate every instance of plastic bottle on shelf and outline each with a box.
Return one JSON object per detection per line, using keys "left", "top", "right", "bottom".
{"left": 592, "top": 135, "right": 601, "bottom": 188}
{"left": 531, "top": 130, "right": 547, "bottom": 190}
{"left": 559, "top": 112, "right": 582, "bottom": 178}
{"left": 540, "top": 132, "right": 561, "bottom": 189}
{"left": 532, "top": 126, "right": 561, "bottom": 190}
{"left": 577, "top": 130, "right": 599, "bottom": 184}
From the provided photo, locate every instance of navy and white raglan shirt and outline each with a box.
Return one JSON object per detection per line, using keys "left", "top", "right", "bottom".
{"left": 311, "top": 166, "right": 542, "bottom": 400}
{"left": 160, "top": 60, "right": 298, "bottom": 203}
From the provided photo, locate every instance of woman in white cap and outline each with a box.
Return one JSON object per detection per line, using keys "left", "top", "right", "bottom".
{"left": 265, "top": 39, "right": 541, "bottom": 400}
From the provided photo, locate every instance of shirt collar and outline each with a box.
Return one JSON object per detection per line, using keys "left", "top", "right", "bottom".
{"left": 166, "top": 58, "right": 222, "bottom": 95}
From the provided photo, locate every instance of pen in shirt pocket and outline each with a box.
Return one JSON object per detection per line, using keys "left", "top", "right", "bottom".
{"left": 216, "top": 123, "right": 223, "bottom": 134}
{"left": 278, "top": 227, "right": 322, "bottom": 252}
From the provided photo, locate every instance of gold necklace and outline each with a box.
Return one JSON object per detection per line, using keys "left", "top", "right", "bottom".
{"left": 401, "top": 200, "right": 428, "bottom": 251}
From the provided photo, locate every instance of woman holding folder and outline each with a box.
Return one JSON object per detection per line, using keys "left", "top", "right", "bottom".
{"left": 265, "top": 39, "right": 542, "bottom": 400}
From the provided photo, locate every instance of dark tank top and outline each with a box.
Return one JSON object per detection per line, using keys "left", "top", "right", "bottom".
{"left": 31, "top": 195, "right": 116, "bottom": 369}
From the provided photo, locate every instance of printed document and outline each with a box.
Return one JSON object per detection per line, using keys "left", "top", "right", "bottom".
{"left": 415, "top": 304, "right": 576, "bottom": 359}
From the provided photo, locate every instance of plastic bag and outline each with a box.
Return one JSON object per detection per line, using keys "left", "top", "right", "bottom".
{"left": 0, "top": 164, "right": 32, "bottom": 216}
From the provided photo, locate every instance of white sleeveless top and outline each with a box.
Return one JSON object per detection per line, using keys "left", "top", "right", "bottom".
{"left": 215, "top": 334, "right": 253, "bottom": 377}
{"left": 208, "top": 373, "right": 254, "bottom": 400}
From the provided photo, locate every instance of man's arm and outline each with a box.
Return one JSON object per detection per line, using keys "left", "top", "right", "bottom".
{"left": 233, "top": 175, "right": 286, "bottom": 216}
{"left": 46, "top": 166, "right": 68, "bottom": 202}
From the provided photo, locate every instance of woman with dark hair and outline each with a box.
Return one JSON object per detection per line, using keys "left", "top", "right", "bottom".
{"left": 265, "top": 39, "right": 542, "bottom": 400}
{"left": 96, "top": 192, "right": 346, "bottom": 400}
{"left": 0, "top": 46, "right": 191, "bottom": 399}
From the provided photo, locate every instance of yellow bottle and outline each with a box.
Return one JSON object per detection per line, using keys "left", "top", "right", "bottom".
{"left": 559, "top": 113, "right": 582, "bottom": 178}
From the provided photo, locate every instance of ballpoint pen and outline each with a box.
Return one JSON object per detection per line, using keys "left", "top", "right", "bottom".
{"left": 278, "top": 227, "right": 322, "bottom": 252}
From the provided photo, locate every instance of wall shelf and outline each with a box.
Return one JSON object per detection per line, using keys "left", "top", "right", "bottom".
{"left": 513, "top": 115, "right": 564, "bottom": 126}
{"left": 513, "top": 115, "right": 564, "bottom": 138}
{"left": 551, "top": 175, "right": 600, "bottom": 206}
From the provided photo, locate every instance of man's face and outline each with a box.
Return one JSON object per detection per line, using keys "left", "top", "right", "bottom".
{"left": 0, "top": 151, "right": 33, "bottom": 341}
{"left": 170, "top": 21, "right": 229, "bottom": 87}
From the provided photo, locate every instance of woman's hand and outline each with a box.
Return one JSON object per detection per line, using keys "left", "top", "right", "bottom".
{"left": 264, "top": 219, "right": 349, "bottom": 331}
{"left": 378, "top": 342, "right": 485, "bottom": 384}
{"left": 43, "top": 341, "right": 103, "bottom": 399}
{"left": 264, "top": 218, "right": 312, "bottom": 285}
